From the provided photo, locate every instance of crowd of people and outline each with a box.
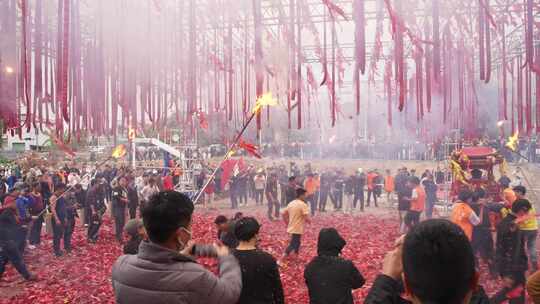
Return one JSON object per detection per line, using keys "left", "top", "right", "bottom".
{"left": 224, "top": 163, "right": 444, "bottom": 225}
{"left": 0, "top": 163, "right": 180, "bottom": 277}
{"left": 2, "top": 158, "right": 540, "bottom": 304}
{"left": 110, "top": 185, "right": 540, "bottom": 304}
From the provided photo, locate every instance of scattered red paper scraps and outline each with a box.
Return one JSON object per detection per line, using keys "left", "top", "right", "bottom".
{"left": 0, "top": 212, "right": 517, "bottom": 303}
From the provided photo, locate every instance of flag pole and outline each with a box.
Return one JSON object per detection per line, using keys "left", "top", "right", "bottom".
{"left": 191, "top": 110, "right": 259, "bottom": 204}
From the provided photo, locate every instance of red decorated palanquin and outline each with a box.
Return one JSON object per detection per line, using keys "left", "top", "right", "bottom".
{"left": 450, "top": 146, "right": 506, "bottom": 202}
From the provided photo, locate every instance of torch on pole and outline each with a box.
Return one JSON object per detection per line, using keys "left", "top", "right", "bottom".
{"left": 191, "top": 93, "right": 277, "bottom": 204}
{"left": 501, "top": 131, "right": 540, "bottom": 205}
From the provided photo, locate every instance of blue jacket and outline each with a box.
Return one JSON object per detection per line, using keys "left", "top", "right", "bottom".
{"left": 16, "top": 195, "right": 33, "bottom": 222}
{"left": 6, "top": 176, "right": 17, "bottom": 190}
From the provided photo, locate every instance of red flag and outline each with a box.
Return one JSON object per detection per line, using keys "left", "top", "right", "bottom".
{"left": 238, "top": 139, "right": 262, "bottom": 158}
{"left": 219, "top": 158, "right": 248, "bottom": 189}
{"left": 198, "top": 111, "right": 209, "bottom": 130}
{"left": 220, "top": 159, "right": 237, "bottom": 189}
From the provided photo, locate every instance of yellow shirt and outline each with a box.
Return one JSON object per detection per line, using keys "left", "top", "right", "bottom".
{"left": 284, "top": 199, "right": 310, "bottom": 235}
{"left": 520, "top": 207, "right": 538, "bottom": 231}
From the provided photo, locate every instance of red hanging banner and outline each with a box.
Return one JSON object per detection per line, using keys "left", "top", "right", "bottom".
{"left": 60, "top": 0, "right": 70, "bottom": 122}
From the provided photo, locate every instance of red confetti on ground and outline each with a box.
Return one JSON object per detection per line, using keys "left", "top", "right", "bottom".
{"left": 0, "top": 210, "right": 518, "bottom": 303}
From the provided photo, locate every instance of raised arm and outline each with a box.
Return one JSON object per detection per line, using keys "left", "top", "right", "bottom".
{"left": 196, "top": 248, "right": 242, "bottom": 304}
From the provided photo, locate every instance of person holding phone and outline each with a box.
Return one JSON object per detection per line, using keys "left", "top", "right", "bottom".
{"left": 112, "top": 191, "right": 241, "bottom": 304}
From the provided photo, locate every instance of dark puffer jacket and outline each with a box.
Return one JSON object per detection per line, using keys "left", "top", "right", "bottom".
{"left": 304, "top": 228, "right": 365, "bottom": 304}
{"left": 112, "top": 240, "right": 242, "bottom": 304}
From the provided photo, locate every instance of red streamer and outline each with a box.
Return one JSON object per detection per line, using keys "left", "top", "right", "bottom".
{"left": 432, "top": 0, "right": 441, "bottom": 82}
{"left": 321, "top": 0, "right": 348, "bottom": 21}
{"left": 21, "top": 0, "right": 31, "bottom": 131}
{"left": 354, "top": 0, "right": 366, "bottom": 74}
{"left": 525, "top": 0, "right": 534, "bottom": 67}
{"left": 517, "top": 57, "right": 523, "bottom": 133}
{"left": 385, "top": 59, "right": 392, "bottom": 126}
{"left": 60, "top": 0, "right": 70, "bottom": 122}
{"left": 478, "top": 0, "right": 486, "bottom": 81}
{"left": 536, "top": 40, "right": 540, "bottom": 132}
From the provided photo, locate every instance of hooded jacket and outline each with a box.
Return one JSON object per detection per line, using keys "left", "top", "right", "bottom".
{"left": 112, "top": 240, "right": 242, "bottom": 304}
{"left": 304, "top": 228, "right": 365, "bottom": 304}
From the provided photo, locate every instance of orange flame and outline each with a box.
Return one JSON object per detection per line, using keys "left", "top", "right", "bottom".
{"left": 226, "top": 149, "right": 236, "bottom": 158}
{"left": 128, "top": 127, "right": 136, "bottom": 141}
{"left": 505, "top": 131, "right": 519, "bottom": 152}
{"left": 111, "top": 144, "right": 127, "bottom": 159}
{"left": 252, "top": 92, "right": 278, "bottom": 114}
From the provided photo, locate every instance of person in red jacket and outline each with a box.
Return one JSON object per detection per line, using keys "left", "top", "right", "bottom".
{"left": 162, "top": 171, "right": 174, "bottom": 191}
{"left": 2, "top": 184, "right": 21, "bottom": 208}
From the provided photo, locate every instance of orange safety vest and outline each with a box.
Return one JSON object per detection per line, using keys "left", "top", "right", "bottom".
{"left": 450, "top": 202, "right": 475, "bottom": 240}
{"left": 410, "top": 186, "right": 426, "bottom": 212}
{"left": 304, "top": 178, "right": 319, "bottom": 196}
{"left": 384, "top": 176, "right": 395, "bottom": 193}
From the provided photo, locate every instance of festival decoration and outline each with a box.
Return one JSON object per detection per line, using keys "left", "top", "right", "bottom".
{"left": 449, "top": 157, "right": 469, "bottom": 186}
{"left": 321, "top": 0, "right": 348, "bottom": 21}
{"left": 192, "top": 93, "right": 276, "bottom": 204}
{"left": 449, "top": 147, "right": 507, "bottom": 201}
{"left": 0, "top": 1, "right": 537, "bottom": 149}
{"left": 238, "top": 139, "right": 262, "bottom": 159}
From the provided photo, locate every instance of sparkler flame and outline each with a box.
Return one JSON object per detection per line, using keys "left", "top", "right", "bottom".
{"left": 252, "top": 92, "right": 278, "bottom": 114}
{"left": 505, "top": 131, "right": 519, "bottom": 152}
{"left": 111, "top": 144, "right": 127, "bottom": 159}
{"left": 497, "top": 120, "right": 505, "bottom": 128}
{"left": 5, "top": 66, "right": 14, "bottom": 74}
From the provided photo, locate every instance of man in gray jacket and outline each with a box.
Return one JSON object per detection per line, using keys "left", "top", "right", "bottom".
{"left": 112, "top": 191, "right": 242, "bottom": 304}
